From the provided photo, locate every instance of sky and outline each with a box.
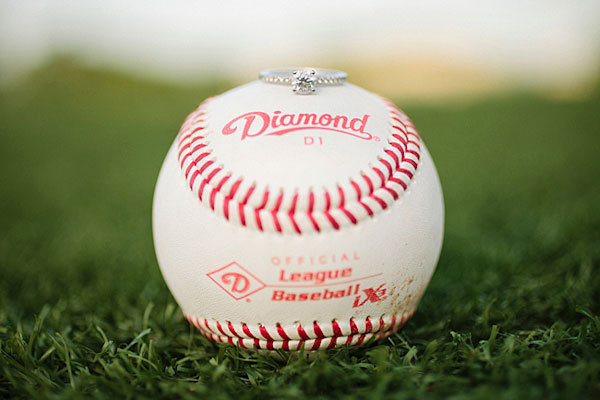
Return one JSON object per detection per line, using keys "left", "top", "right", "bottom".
{"left": 1, "top": 0, "right": 599, "bottom": 97}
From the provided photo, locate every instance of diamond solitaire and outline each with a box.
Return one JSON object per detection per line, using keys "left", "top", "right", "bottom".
{"left": 259, "top": 68, "right": 347, "bottom": 94}
{"left": 292, "top": 69, "right": 317, "bottom": 94}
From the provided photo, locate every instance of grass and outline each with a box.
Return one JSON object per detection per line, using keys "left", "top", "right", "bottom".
{"left": 0, "top": 59, "right": 599, "bottom": 399}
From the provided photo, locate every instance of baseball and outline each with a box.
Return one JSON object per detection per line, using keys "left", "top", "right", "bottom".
{"left": 152, "top": 68, "right": 444, "bottom": 351}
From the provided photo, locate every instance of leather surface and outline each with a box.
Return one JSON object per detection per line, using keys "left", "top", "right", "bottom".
{"left": 152, "top": 81, "right": 444, "bottom": 328}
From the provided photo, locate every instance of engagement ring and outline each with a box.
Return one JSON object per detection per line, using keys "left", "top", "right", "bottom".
{"left": 259, "top": 68, "right": 347, "bottom": 94}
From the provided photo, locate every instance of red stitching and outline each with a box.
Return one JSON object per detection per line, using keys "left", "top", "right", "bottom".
{"left": 307, "top": 191, "right": 320, "bottom": 232}
{"left": 399, "top": 168, "right": 414, "bottom": 180}
{"left": 184, "top": 159, "right": 195, "bottom": 179}
{"left": 242, "top": 323, "right": 255, "bottom": 339}
{"left": 227, "top": 321, "right": 238, "bottom": 337}
{"left": 193, "top": 152, "right": 211, "bottom": 167}
{"left": 362, "top": 173, "right": 374, "bottom": 195}
{"left": 369, "top": 193, "right": 387, "bottom": 210}
{"left": 271, "top": 191, "right": 284, "bottom": 233}
{"left": 255, "top": 190, "right": 269, "bottom": 231}
{"left": 390, "top": 141, "right": 405, "bottom": 157}
{"left": 223, "top": 178, "right": 242, "bottom": 220}
{"left": 259, "top": 325, "right": 273, "bottom": 341}
{"left": 198, "top": 160, "right": 214, "bottom": 177}
{"left": 372, "top": 166, "right": 385, "bottom": 184}
{"left": 392, "top": 132, "right": 407, "bottom": 145}
{"left": 176, "top": 96, "right": 421, "bottom": 234}
{"left": 187, "top": 311, "right": 415, "bottom": 350}
{"left": 277, "top": 324, "right": 290, "bottom": 340}
{"left": 327, "top": 336, "right": 338, "bottom": 349}
{"left": 311, "top": 339, "right": 322, "bottom": 351}
{"left": 203, "top": 318, "right": 213, "bottom": 334}
{"left": 188, "top": 170, "right": 199, "bottom": 190}
{"left": 189, "top": 135, "right": 205, "bottom": 146}
{"left": 190, "top": 143, "right": 208, "bottom": 154}
{"left": 390, "top": 177, "right": 407, "bottom": 190}
{"left": 332, "top": 320, "right": 342, "bottom": 336}
{"left": 288, "top": 193, "right": 302, "bottom": 234}
{"left": 198, "top": 164, "right": 218, "bottom": 202}
{"left": 381, "top": 185, "right": 399, "bottom": 200}
{"left": 337, "top": 185, "right": 357, "bottom": 224}
{"left": 179, "top": 151, "right": 194, "bottom": 169}
{"left": 407, "top": 149, "right": 420, "bottom": 160}
{"left": 351, "top": 179, "right": 373, "bottom": 216}
{"left": 178, "top": 142, "right": 191, "bottom": 160}
{"left": 297, "top": 324, "right": 310, "bottom": 340}
{"left": 210, "top": 173, "right": 228, "bottom": 210}
{"left": 405, "top": 158, "right": 418, "bottom": 169}
{"left": 178, "top": 125, "right": 205, "bottom": 144}
{"left": 239, "top": 184, "right": 255, "bottom": 227}
{"left": 350, "top": 319, "right": 358, "bottom": 335}
{"left": 313, "top": 321, "right": 325, "bottom": 338}
{"left": 379, "top": 158, "right": 393, "bottom": 177}
{"left": 324, "top": 190, "right": 340, "bottom": 230}
{"left": 355, "top": 334, "right": 366, "bottom": 346}
{"left": 385, "top": 149, "right": 400, "bottom": 169}
{"left": 216, "top": 320, "right": 227, "bottom": 337}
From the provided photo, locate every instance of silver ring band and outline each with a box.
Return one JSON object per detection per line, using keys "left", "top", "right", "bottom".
{"left": 259, "top": 68, "right": 347, "bottom": 94}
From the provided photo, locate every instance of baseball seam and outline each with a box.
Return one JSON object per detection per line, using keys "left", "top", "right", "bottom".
{"left": 186, "top": 310, "right": 415, "bottom": 350}
{"left": 175, "top": 94, "right": 421, "bottom": 234}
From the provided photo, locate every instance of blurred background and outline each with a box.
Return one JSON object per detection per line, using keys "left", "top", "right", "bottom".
{"left": 0, "top": 0, "right": 599, "bottom": 348}
{"left": 1, "top": 2, "right": 599, "bottom": 396}
{"left": 2, "top": 0, "right": 600, "bottom": 100}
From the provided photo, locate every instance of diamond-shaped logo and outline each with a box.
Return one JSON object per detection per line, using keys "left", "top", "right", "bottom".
{"left": 206, "top": 262, "right": 266, "bottom": 300}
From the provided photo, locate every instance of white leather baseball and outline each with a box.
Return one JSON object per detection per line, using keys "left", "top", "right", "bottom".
{"left": 153, "top": 78, "right": 444, "bottom": 350}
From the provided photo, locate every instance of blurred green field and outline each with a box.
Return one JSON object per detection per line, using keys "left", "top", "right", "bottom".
{"left": 1, "top": 60, "right": 599, "bottom": 399}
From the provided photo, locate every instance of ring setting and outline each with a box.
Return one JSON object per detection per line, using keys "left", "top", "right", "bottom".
{"left": 292, "top": 69, "right": 316, "bottom": 94}
{"left": 259, "top": 68, "right": 347, "bottom": 95}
